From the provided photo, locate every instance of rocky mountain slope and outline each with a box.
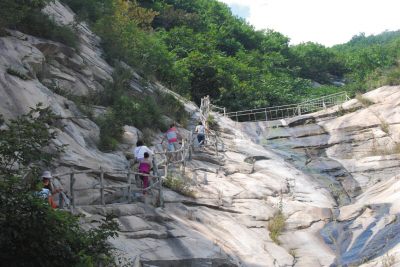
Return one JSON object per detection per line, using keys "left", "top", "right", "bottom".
{"left": 1, "top": 2, "right": 400, "bottom": 267}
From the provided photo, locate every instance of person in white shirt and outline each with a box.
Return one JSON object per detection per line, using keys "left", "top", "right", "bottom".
{"left": 134, "top": 140, "right": 154, "bottom": 163}
{"left": 36, "top": 180, "right": 51, "bottom": 206}
{"left": 195, "top": 122, "right": 211, "bottom": 151}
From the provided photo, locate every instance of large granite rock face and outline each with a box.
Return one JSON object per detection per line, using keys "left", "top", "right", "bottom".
{"left": 0, "top": 2, "right": 197, "bottom": 205}
{"left": 2, "top": 1, "right": 400, "bottom": 266}
{"left": 230, "top": 86, "right": 400, "bottom": 267}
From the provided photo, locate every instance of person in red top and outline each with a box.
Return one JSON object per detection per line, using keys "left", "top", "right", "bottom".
{"left": 138, "top": 152, "right": 152, "bottom": 195}
{"left": 160, "top": 124, "right": 187, "bottom": 161}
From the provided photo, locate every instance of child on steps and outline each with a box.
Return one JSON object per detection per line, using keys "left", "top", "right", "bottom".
{"left": 138, "top": 152, "right": 152, "bottom": 196}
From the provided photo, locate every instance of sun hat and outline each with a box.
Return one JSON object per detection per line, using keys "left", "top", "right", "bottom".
{"left": 41, "top": 171, "right": 53, "bottom": 179}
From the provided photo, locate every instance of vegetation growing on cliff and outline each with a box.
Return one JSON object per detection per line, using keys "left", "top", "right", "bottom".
{"left": 0, "top": 0, "right": 79, "bottom": 50}
{"left": 4, "top": 0, "right": 400, "bottom": 113}
{"left": 5, "top": 0, "right": 400, "bottom": 148}
{"left": 0, "top": 105, "right": 122, "bottom": 266}
{"left": 58, "top": 0, "right": 400, "bottom": 112}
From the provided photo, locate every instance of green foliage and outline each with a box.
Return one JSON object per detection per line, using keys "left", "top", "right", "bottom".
{"left": 336, "top": 105, "right": 362, "bottom": 117}
{"left": 363, "top": 65, "right": 400, "bottom": 91}
{"left": 355, "top": 93, "right": 374, "bottom": 107}
{"left": 51, "top": 0, "right": 400, "bottom": 113}
{"left": 207, "top": 114, "right": 219, "bottom": 131}
{"left": 164, "top": 173, "right": 196, "bottom": 198}
{"left": 0, "top": 105, "right": 121, "bottom": 266}
{"left": 6, "top": 65, "right": 29, "bottom": 80}
{"left": 0, "top": 0, "right": 50, "bottom": 30}
{"left": 71, "top": 62, "right": 185, "bottom": 151}
{"left": 289, "top": 42, "right": 347, "bottom": 82}
{"left": 380, "top": 121, "right": 390, "bottom": 134}
{"left": 0, "top": 104, "right": 65, "bottom": 178}
{"left": 267, "top": 200, "right": 286, "bottom": 244}
{"left": 1, "top": 0, "right": 79, "bottom": 50}
{"left": 332, "top": 30, "right": 400, "bottom": 54}
{"left": 97, "top": 109, "right": 124, "bottom": 151}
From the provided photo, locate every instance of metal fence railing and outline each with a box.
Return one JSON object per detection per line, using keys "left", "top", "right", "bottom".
{"left": 224, "top": 92, "right": 350, "bottom": 122}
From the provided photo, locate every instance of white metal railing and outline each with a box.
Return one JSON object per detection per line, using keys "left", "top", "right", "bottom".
{"left": 224, "top": 92, "right": 350, "bottom": 122}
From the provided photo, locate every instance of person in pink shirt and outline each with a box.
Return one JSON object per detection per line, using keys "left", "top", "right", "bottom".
{"left": 138, "top": 152, "right": 152, "bottom": 195}
{"left": 160, "top": 124, "right": 187, "bottom": 161}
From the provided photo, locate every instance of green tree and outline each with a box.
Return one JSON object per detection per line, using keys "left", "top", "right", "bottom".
{"left": 0, "top": 104, "right": 121, "bottom": 266}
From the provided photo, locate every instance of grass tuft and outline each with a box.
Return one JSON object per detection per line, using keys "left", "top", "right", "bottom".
{"left": 164, "top": 173, "right": 196, "bottom": 198}
{"left": 207, "top": 114, "right": 219, "bottom": 131}
{"left": 382, "top": 251, "right": 396, "bottom": 267}
{"left": 6, "top": 65, "right": 28, "bottom": 80}
{"left": 381, "top": 121, "right": 390, "bottom": 134}
{"left": 356, "top": 93, "right": 374, "bottom": 106}
{"left": 267, "top": 200, "right": 286, "bottom": 244}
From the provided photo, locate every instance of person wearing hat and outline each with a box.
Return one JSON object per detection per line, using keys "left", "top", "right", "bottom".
{"left": 36, "top": 180, "right": 52, "bottom": 206}
{"left": 41, "top": 171, "right": 63, "bottom": 209}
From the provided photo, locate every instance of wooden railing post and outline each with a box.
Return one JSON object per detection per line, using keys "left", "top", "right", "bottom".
{"left": 100, "top": 166, "right": 105, "bottom": 205}
{"left": 215, "top": 135, "right": 218, "bottom": 156}
{"left": 70, "top": 167, "right": 75, "bottom": 212}
{"left": 189, "top": 132, "right": 193, "bottom": 160}
{"left": 127, "top": 167, "right": 132, "bottom": 204}
{"left": 164, "top": 149, "right": 169, "bottom": 179}
{"left": 152, "top": 156, "right": 163, "bottom": 207}
{"left": 59, "top": 192, "right": 64, "bottom": 208}
{"left": 182, "top": 139, "right": 186, "bottom": 174}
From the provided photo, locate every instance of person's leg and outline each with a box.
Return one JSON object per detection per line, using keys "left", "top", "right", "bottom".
{"left": 173, "top": 142, "right": 180, "bottom": 160}
{"left": 142, "top": 176, "right": 149, "bottom": 195}
{"left": 169, "top": 143, "right": 176, "bottom": 161}
{"left": 197, "top": 135, "right": 202, "bottom": 150}
{"left": 198, "top": 135, "right": 205, "bottom": 151}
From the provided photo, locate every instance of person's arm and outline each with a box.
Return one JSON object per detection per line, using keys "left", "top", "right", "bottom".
{"left": 205, "top": 127, "right": 212, "bottom": 133}
{"left": 50, "top": 182, "right": 63, "bottom": 195}
{"left": 177, "top": 132, "right": 188, "bottom": 140}
{"left": 161, "top": 136, "right": 166, "bottom": 144}
{"left": 47, "top": 196, "right": 52, "bottom": 206}
{"left": 195, "top": 126, "right": 198, "bottom": 132}
{"left": 145, "top": 146, "right": 154, "bottom": 156}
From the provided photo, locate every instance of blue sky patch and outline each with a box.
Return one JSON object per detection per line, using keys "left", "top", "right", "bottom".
{"left": 229, "top": 4, "right": 250, "bottom": 19}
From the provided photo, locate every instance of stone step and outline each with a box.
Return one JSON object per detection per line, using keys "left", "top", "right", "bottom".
{"left": 124, "top": 230, "right": 168, "bottom": 239}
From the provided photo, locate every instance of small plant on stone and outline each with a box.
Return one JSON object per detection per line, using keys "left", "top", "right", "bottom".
{"left": 289, "top": 247, "right": 297, "bottom": 258}
{"left": 267, "top": 199, "right": 287, "bottom": 244}
{"left": 247, "top": 157, "right": 256, "bottom": 164}
{"left": 381, "top": 121, "right": 390, "bottom": 134}
{"left": 207, "top": 114, "right": 219, "bottom": 131}
{"left": 356, "top": 93, "right": 374, "bottom": 107}
{"left": 337, "top": 105, "right": 362, "bottom": 117}
{"left": 48, "top": 80, "right": 73, "bottom": 97}
{"left": 382, "top": 251, "right": 396, "bottom": 267}
{"left": 164, "top": 173, "right": 196, "bottom": 198}
{"left": 6, "top": 65, "right": 28, "bottom": 80}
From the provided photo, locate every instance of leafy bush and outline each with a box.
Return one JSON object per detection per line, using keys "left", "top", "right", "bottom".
{"left": 267, "top": 200, "right": 286, "bottom": 244}
{"left": 97, "top": 109, "right": 124, "bottom": 151}
{"left": 164, "top": 173, "right": 196, "bottom": 198}
{"left": 1, "top": 0, "right": 79, "bottom": 50}
{"left": 0, "top": 104, "right": 121, "bottom": 266}
{"left": 68, "top": 62, "right": 187, "bottom": 151}
{"left": 207, "top": 114, "right": 219, "bottom": 131}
